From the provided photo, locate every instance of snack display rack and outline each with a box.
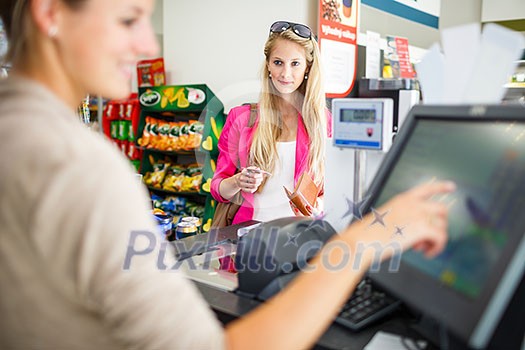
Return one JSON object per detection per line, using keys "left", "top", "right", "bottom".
{"left": 136, "top": 84, "right": 226, "bottom": 233}
{"left": 102, "top": 94, "right": 142, "bottom": 171}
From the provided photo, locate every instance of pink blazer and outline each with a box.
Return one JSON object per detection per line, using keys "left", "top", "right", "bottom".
{"left": 210, "top": 104, "right": 332, "bottom": 224}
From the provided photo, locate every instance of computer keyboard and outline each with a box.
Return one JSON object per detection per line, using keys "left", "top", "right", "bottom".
{"left": 335, "top": 278, "right": 401, "bottom": 331}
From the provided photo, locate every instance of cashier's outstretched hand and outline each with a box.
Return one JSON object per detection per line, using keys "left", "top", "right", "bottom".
{"left": 346, "top": 181, "right": 456, "bottom": 260}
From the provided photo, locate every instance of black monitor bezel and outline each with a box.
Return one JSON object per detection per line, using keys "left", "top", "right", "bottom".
{"left": 361, "top": 104, "right": 525, "bottom": 349}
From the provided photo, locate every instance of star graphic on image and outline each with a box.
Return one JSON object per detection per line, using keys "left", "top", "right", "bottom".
{"left": 341, "top": 195, "right": 369, "bottom": 221}
{"left": 284, "top": 231, "right": 300, "bottom": 247}
{"left": 392, "top": 225, "right": 406, "bottom": 237}
{"left": 307, "top": 217, "right": 332, "bottom": 234}
{"left": 369, "top": 208, "right": 389, "bottom": 227}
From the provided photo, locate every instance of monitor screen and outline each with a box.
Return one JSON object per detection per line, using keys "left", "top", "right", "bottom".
{"left": 363, "top": 105, "right": 525, "bottom": 349}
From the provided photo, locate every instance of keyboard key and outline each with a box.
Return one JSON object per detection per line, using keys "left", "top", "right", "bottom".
{"left": 335, "top": 278, "right": 401, "bottom": 331}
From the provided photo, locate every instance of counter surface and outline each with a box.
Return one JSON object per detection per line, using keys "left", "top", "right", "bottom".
{"left": 194, "top": 281, "right": 433, "bottom": 350}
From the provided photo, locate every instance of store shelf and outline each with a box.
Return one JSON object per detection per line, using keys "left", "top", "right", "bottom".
{"left": 147, "top": 186, "right": 205, "bottom": 198}
{"left": 138, "top": 146, "right": 204, "bottom": 156}
{"left": 154, "top": 111, "right": 201, "bottom": 121}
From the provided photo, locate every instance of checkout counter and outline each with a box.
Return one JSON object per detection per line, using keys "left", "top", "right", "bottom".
{"left": 173, "top": 104, "right": 525, "bottom": 350}
{"left": 174, "top": 222, "right": 429, "bottom": 350}
{"left": 174, "top": 219, "right": 524, "bottom": 350}
{"left": 194, "top": 281, "right": 426, "bottom": 350}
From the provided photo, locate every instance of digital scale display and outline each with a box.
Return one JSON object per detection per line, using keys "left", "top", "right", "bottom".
{"left": 340, "top": 109, "right": 376, "bottom": 123}
{"left": 332, "top": 98, "right": 394, "bottom": 152}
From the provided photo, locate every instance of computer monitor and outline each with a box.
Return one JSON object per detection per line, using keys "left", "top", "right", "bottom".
{"left": 361, "top": 104, "right": 525, "bottom": 349}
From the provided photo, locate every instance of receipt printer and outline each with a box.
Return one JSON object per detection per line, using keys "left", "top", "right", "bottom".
{"left": 235, "top": 217, "right": 336, "bottom": 300}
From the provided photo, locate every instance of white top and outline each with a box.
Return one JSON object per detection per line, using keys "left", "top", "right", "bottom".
{"left": 253, "top": 141, "right": 296, "bottom": 222}
{"left": 0, "top": 76, "right": 224, "bottom": 349}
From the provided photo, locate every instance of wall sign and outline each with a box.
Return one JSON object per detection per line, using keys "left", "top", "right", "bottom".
{"left": 385, "top": 35, "right": 416, "bottom": 78}
{"left": 319, "top": 0, "right": 360, "bottom": 98}
{"left": 362, "top": 0, "right": 440, "bottom": 29}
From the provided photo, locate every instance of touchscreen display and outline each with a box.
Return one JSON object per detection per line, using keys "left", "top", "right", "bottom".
{"left": 372, "top": 119, "right": 525, "bottom": 298}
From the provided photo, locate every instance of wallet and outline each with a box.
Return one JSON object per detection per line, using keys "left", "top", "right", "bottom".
{"left": 283, "top": 173, "right": 320, "bottom": 216}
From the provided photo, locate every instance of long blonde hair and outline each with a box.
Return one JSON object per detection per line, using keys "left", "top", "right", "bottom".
{"left": 250, "top": 28, "right": 327, "bottom": 184}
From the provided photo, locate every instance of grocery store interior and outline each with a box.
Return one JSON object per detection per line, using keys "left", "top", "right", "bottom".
{"left": 1, "top": 1, "right": 524, "bottom": 349}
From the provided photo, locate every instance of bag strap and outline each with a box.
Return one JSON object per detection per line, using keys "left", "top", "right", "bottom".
{"left": 248, "top": 103, "right": 257, "bottom": 128}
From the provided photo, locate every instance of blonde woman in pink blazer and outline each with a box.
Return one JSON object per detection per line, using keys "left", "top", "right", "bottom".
{"left": 212, "top": 21, "right": 332, "bottom": 223}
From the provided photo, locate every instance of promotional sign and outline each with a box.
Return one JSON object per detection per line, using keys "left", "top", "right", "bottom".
{"left": 362, "top": 0, "right": 440, "bottom": 28}
{"left": 319, "top": 0, "right": 360, "bottom": 98}
{"left": 384, "top": 35, "right": 416, "bottom": 78}
{"left": 137, "top": 58, "right": 166, "bottom": 88}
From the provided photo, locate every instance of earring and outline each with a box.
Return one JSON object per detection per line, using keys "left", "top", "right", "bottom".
{"left": 269, "top": 72, "right": 272, "bottom": 78}
{"left": 48, "top": 25, "right": 58, "bottom": 38}
{"left": 304, "top": 74, "right": 308, "bottom": 80}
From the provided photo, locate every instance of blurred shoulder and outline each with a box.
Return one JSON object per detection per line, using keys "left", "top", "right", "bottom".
{"left": 0, "top": 76, "right": 134, "bottom": 184}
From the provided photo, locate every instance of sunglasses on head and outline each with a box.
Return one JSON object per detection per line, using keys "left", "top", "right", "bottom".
{"left": 269, "top": 21, "right": 312, "bottom": 39}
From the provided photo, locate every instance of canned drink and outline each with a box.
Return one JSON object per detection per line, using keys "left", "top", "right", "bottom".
{"left": 175, "top": 221, "right": 198, "bottom": 240}
{"left": 180, "top": 216, "right": 201, "bottom": 233}
{"left": 154, "top": 213, "right": 173, "bottom": 239}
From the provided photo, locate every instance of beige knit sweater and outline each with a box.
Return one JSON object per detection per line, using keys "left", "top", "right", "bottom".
{"left": 0, "top": 76, "right": 224, "bottom": 349}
